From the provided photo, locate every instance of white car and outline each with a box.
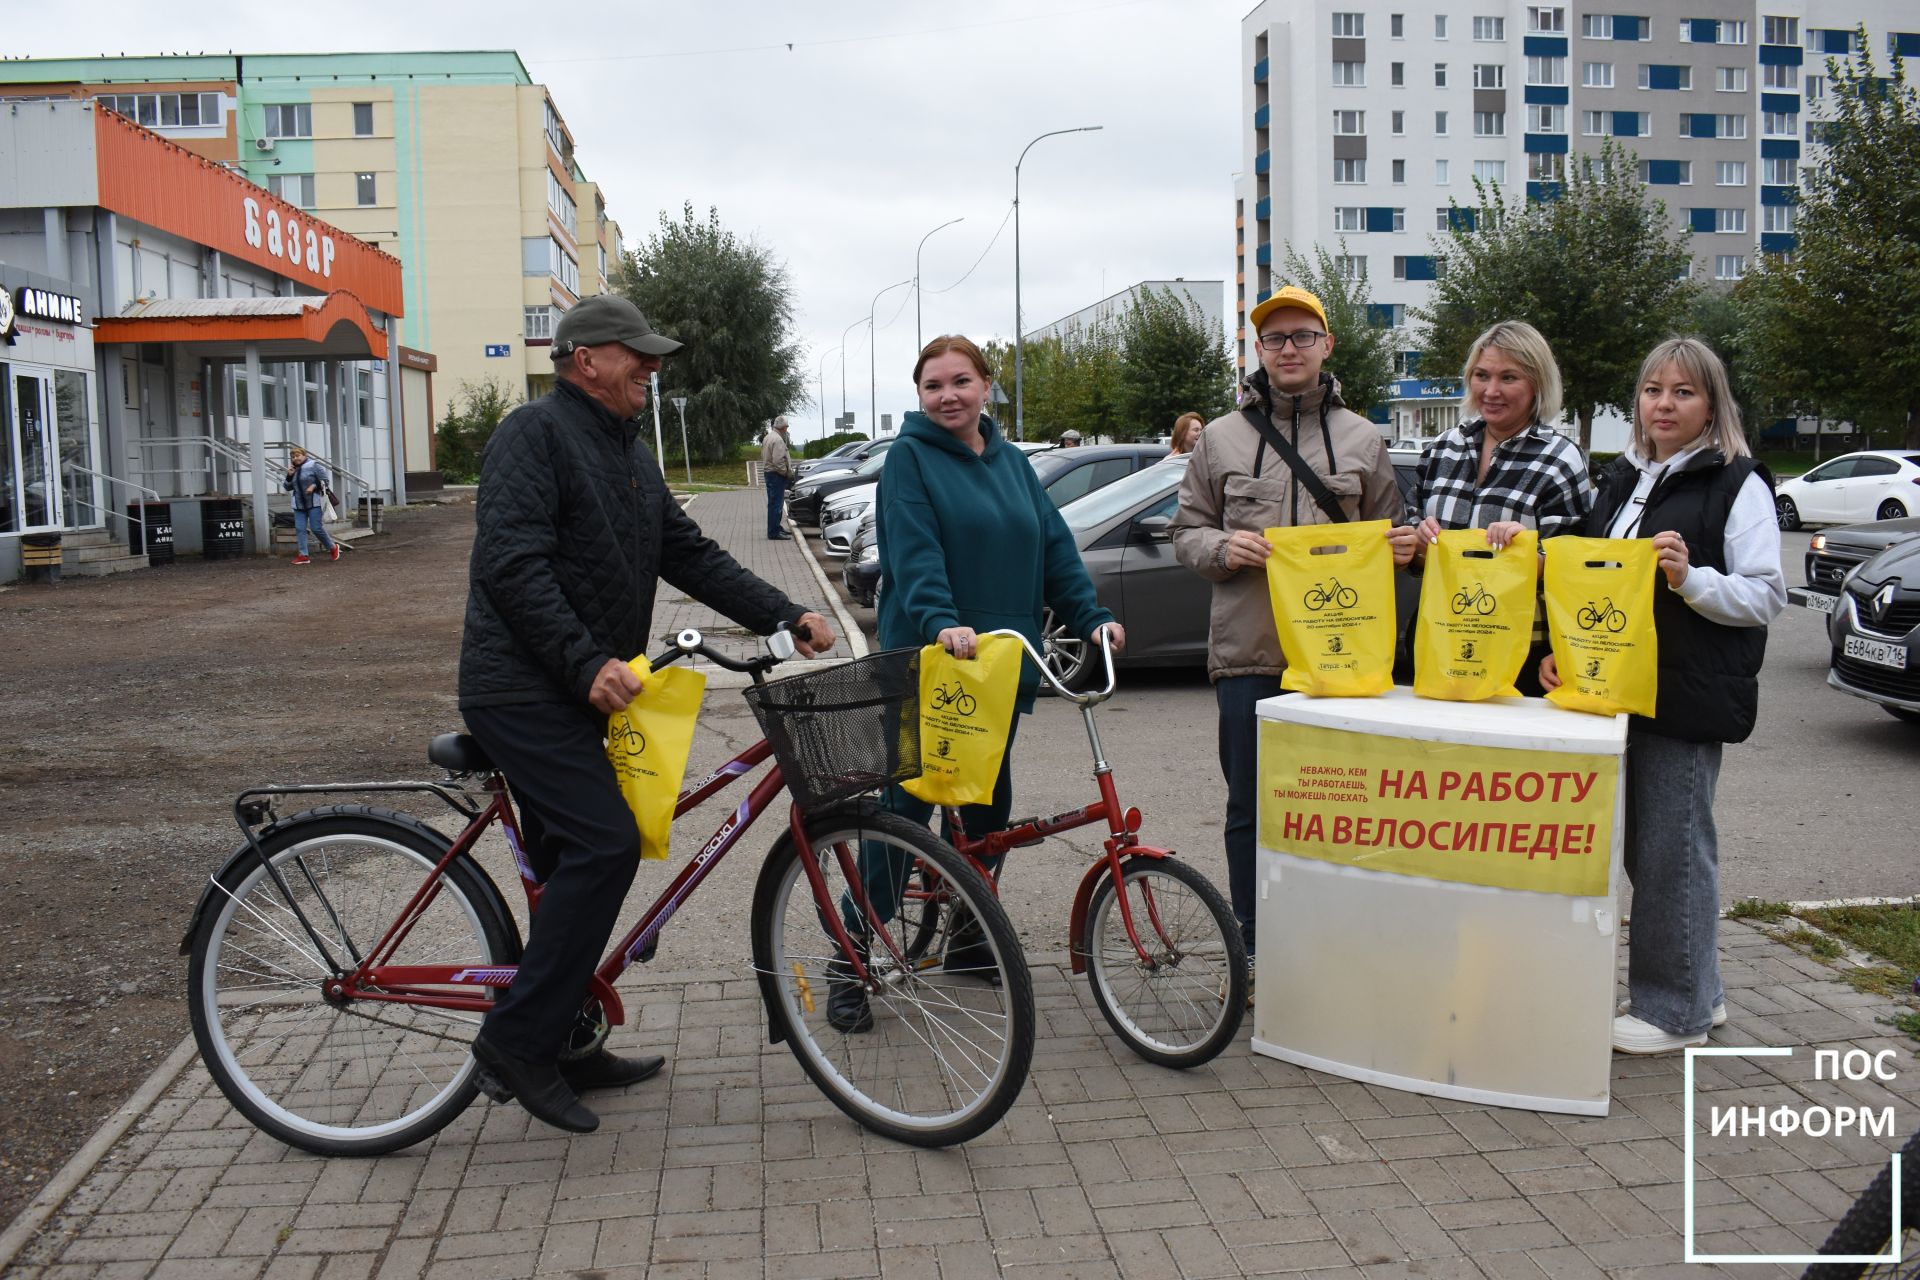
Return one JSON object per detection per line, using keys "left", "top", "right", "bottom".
{"left": 1776, "top": 450, "right": 1920, "bottom": 531}
{"left": 821, "top": 483, "right": 877, "bottom": 557}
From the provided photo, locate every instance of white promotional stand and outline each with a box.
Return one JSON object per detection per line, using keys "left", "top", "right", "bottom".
{"left": 1253, "top": 689, "right": 1628, "bottom": 1116}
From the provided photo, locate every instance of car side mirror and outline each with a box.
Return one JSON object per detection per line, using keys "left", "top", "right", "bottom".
{"left": 1133, "top": 515, "right": 1173, "bottom": 543}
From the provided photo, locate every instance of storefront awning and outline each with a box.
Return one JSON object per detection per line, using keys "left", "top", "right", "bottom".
{"left": 91, "top": 291, "right": 388, "bottom": 361}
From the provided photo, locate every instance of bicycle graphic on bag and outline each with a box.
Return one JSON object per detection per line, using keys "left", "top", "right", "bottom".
{"left": 1451, "top": 583, "right": 1497, "bottom": 616}
{"left": 930, "top": 680, "right": 977, "bottom": 717}
{"left": 1303, "top": 578, "right": 1359, "bottom": 612}
{"left": 1577, "top": 597, "right": 1628, "bottom": 632}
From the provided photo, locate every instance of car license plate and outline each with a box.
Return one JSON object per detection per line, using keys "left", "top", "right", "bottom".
{"left": 1801, "top": 591, "right": 1837, "bottom": 614}
{"left": 1844, "top": 635, "right": 1908, "bottom": 670}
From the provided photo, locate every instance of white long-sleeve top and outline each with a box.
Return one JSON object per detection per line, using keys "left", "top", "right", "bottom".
{"left": 1602, "top": 444, "right": 1787, "bottom": 629}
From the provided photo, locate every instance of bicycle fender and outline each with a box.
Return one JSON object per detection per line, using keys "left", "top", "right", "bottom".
{"left": 1067, "top": 847, "right": 1173, "bottom": 976}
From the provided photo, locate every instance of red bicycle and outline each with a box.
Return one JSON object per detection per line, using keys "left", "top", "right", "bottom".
{"left": 182, "top": 628, "right": 1034, "bottom": 1154}
{"left": 908, "top": 630, "right": 1247, "bottom": 1067}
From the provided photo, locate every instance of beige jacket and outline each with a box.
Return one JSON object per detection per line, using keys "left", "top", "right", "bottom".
{"left": 761, "top": 428, "right": 795, "bottom": 479}
{"left": 1173, "top": 372, "right": 1404, "bottom": 682}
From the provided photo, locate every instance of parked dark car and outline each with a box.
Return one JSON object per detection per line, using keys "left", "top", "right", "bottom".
{"left": 794, "top": 435, "right": 892, "bottom": 481}
{"left": 789, "top": 447, "right": 893, "bottom": 527}
{"left": 1824, "top": 534, "right": 1920, "bottom": 724}
{"left": 1786, "top": 516, "right": 1920, "bottom": 617}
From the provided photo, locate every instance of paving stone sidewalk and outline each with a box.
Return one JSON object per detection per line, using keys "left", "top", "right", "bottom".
{"left": 7, "top": 489, "right": 1913, "bottom": 1279}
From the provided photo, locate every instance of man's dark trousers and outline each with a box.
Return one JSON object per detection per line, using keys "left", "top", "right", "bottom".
{"left": 1216, "top": 673, "right": 1283, "bottom": 955}
{"left": 766, "top": 472, "right": 789, "bottom": 537}
{"left": 463, "top": 700, "right": 639, "bottom": 1060}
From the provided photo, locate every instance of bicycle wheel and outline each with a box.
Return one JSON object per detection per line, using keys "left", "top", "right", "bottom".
{"left": 186, "top": 810, "right": 519, "bottom": 1156}
{"left": 751, "top": 807, "right": 1034, "bottom": 1147}
{"left": 1577, "top": 606, "right": 1601, "bottom": 630}
{"left": 1084, "top": 856, "right": 1247, "bottom": 1067}
{"left": 1803, "top": 1126, "right": 1920, "bottom": 1280}
{"left": 1336, "top": 586, "right": 1359, "bottom": 609}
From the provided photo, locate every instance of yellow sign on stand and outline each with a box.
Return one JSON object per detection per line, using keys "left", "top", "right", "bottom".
{"left": 1258, "top": 719, "right": 1616, "bottom": 897}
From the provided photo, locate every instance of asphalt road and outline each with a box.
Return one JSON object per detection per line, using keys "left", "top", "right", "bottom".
{"left": 803, "top": 526, "right": 1917, "bottom": 922}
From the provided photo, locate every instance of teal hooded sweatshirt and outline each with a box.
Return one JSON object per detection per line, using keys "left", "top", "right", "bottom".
{"left": 876, "top": 412, "right": 1113, "bottom": 710}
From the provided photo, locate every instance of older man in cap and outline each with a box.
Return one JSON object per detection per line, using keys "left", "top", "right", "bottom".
{"left": 458, "top": 294, "right": 837, "bottom": 1133}
{"left": 761, "top": 415, "right": 796, "bottom": 539}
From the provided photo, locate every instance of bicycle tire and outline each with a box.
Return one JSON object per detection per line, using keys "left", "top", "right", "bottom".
{"left": 1084, "top": 857, "right": 1247, "bottom": 1067}
{"left": 1476, "top": 593, "right": 1496, "bottom": 616}
{"left": 1577, "top": 607, "right": 1601, "bottom": 630}
{"left": 186, "top": 810, "right": 520, "bottom": 1157}
{"left": 751, "top": 806, "right": 1034, "bottom": 1147}
{"left": 1607, "top": 609, "right": 1627, "bottom": 634}
{"left": 1803, "top": 1126, "right": 1920, "bottom": 1280}
{"left": 1336, "top": 586, "right": 1359, "bottom": 609}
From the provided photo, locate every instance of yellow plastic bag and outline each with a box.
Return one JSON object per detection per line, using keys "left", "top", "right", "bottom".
{"left": 1543, "top": 536, "right": 1659, "bottom": 718}
{"left": 901, "top": 634, "right": 1021, "bottom": 806}
{"left": 1413, "top": 529, "right": 1539, "bottom": 701}
{"left": 605, "top": 656, "right": 707, "bottom": 860}
{"left": 1264, "top": 519, "right": 1397, "bottom": 697}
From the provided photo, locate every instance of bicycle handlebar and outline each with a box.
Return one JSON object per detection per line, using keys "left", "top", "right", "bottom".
{"left": 980, "top": 626, "right": 1118, "bottom": 707}
{"left": 649, "top": 623, "right": 806, "bottom": 681}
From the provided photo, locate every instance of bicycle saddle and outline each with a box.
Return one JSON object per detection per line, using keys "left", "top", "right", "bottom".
{"left": 428, "top": 733, "right": 495, "bottom": 773}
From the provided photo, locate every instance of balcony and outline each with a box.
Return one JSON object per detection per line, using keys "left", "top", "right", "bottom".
{"left": 1255, "top": 196, "right": 1271, "bottom": 221}
{"left": 1256, "top": 150, "right": 1271, "bottom": 175}
{"left": 1255, "top": 102, "right": 1270, "bottom": 129}
{"left": 1254, "top": 57, "right": 1269, "bottom": 83}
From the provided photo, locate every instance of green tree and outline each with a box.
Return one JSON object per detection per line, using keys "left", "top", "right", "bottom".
{"left": 802, "top": 430, "right": 869, "bottom": 459}
{"left": 1737, "top": 39, "right": 1920, "bottom": 448}
{"left": 435, "top": 377, "right": 521, "bottom": 483}
{"left": 1689, "top": 284, "right": 1769, "bottom": 437}
{"left": 1280, "top": 241, "right": 1394, "bottom": 416}
{"left": 617, "top": 203, "right": 806, "bottom": 462}
{"left": 1414, "top": 139, "right": 1697, "bottom": 451}
{"left": 1112, "top": 287, "right": 1234, "bottom": 437}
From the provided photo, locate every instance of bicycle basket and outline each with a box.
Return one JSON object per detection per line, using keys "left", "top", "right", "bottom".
{"left": 741, "top": 647, "right": 922, "bottom": 810}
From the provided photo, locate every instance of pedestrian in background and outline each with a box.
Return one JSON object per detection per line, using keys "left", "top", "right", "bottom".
{"left": 283, "top": 446, "right": 337, "bottom": 565}
{"left": 1542, "top": 336, "right": 1783, "bottom": 1054}
{"left": 1164, "top": 412, "right": 1205, "bottom": 460}
{"left": 761, "top": 416, "right": 797, "bottom": 540}
{"left": 1059, "top": 429, "right": 1082, "bottom": 448}
{"left": 1390, "top": 320, "right": 1593, "bottom": 695}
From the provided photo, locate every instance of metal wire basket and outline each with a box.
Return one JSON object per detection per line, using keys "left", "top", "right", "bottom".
{"left": 741, "top": 647, "right": 922, "bottom": 810}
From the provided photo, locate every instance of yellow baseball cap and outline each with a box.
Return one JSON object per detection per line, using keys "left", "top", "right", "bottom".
{"left": 1249, "top": 285, "right": 1330, "bottom": 334}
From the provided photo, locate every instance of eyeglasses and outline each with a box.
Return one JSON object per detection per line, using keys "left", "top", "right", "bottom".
{"left": 1256, "top": 330, "right": 1327, "bottom": 351}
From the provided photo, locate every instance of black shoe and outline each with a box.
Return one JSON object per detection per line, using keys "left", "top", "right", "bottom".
{"left": 825, "top": 954, "right": 874, "bottom": 1033}
{"left": 470, "top": 1036, "right": 598, "bottom": 1133}
{"left": 942, "top": 912, "right": 1003, "bottom": 987}
{"left": 559, "top": 1048, "right": 666, "bottom": 1092}
{"left": 768, "top": 531, "right": 793, "bottom": 540}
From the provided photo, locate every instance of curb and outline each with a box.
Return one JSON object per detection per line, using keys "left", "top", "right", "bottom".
{"left": 791, "top": 523, "right": 869, "bottom": 660}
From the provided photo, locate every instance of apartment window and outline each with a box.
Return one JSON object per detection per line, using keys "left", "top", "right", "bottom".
{"left": 1391, "top": 12, "right": 1404, "bottom": 37}
{"left": 1763, "top": 110, "right": 1798, "bottom": 137}
{"left": 98, "top": 91, "right": 223, "bottom": 129}
{"left": 261, "top": 102, "right": 312, "bottom": 139}
{"left": 1527, "top": 104, "right": 1567, "bottom": 133}
{"left": 1473, "top": 159, "right": 1507, "bottom": 183}
{"left": 1582, "top": 110, "right": 1608, "bottom": 135}
{"left": 352, "top": 102, "right": 374, "bottom": 137}
{"left": 1716, "top": 160, "right": 1748, "bottom": 185}
{"left": 523, "top": 305, "right": 555, "bottom": 340}
{"left": 1763, "top": 204, "right": 1795, "bottom": 233}
{"left": 1473, "top": 16, "right": 1506, "bottom": 40}
{"left": 1333, "top": 60, "right": 1367, "bottom": 85}
{"left": 1435, "top": 110, "right": 1450, "bottom": 135}
{"left": 1639, "top": 158, "right": 1693, "bottom": 183}
{"left": 1435, "top": 15, "right": 1449, "bottom": 38}
{"left": 1334, "top": 254, "right": 1368, "bottom": 279}
{"left": 1620, "top": 111, "right": 1651, "bottom": 136}
{"left": 1714, "top": 254, "right": 1746, "bottom": 280}
{"left": 547, "top": 172, "right": 580, "bottom": 239}
{"left": 1334, "top": 157, "right": 1367, "bottom": 183}
{"left": 355, "top": 172, "right": 377, "bottom": 206}
{"left": 1333, "top": 110, "right": 1366, "bottom": 134}
{"left": 1475, "top": 63, "right": 1505, "bottom": 88}
{"left": 1639, "top": 64, "right": 1692, "bottom": 90}
{"left": 302, "top": 363, "right": 323, "bottom": 423}
{"left": 1804, "top": 74, "right": 1825, "bottom": 101}
{"left": 543, "top": 99, "right": 567, "bottom": 157}
{"left": 1763, "top": 16, "right": 1799, "bottom": 46}
{"left": 548, "top": 237, "right": 581, "bottom": 293}
{"left": 1435, "top": 158, "right": 1451, "bottom": 183}
{"left": 1583, "top": 61, "right": 1614, "bottom": 87}
{"left": 1474, "top": 111, "right": 1506, "bottom": 137}
{"left": 1331, "top": 12, "right": 1365, "bottom": 37}
{"left": 1717, "top": 67, "right": 1748, "bottom": 92}
{"left": 1528, "top": 7, "right": 1566, "bottom": 34}
{"left": 1715, "top": 208, "right": 1747, "bottom": 233}
{"left": 1334, "top": 206, "right": 1367, "bottom": 232}
{"left": 1435, "top": 63, "right": 1449, "bottom": 87}
{"left": 1719, "top": 114, "right": 1748, "bottom": 138}
{"left": 1527, "top": 56, "right": 1567, "bottom": 85}
{"left": 1390, "top": 208, "right": 1406, "bottom": 231}
{"left": 1581, "top": 14, "right": 1608, "bottom": 38}
{"left": 1392, "top": 61, "right": 1406, "bottom": 85}
{"left": 264, "top": 173, "right": 315, "bottom": 208}
{"left": 1528, "top": 152, "right": 1567, "bottom": 180}
{"left": 1761, "top": 156, "right": 1796, "bottom": 184}
{"left": 1392, "top": 158, "right": 1407, "bottom": 182}
{"left": 1806, "top": 29, "right": 1861, "bottom": 54}
{"left": 1762, "top": 63, "right": 1798, "bottom": 90}
{"left": 1721, "top": 20, "right": 1748, "bottom": 44}
{"left": 1391, "top": 110, "right": 1406, "bottom": 135}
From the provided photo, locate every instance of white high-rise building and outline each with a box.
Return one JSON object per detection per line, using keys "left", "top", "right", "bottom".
{"left": 1236, "top": 0, "right": 1916, "bottom": 446}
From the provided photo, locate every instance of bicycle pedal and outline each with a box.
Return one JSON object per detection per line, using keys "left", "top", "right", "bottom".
{"left": 470, "top": 1063, "right": 515, "bottom": 1104}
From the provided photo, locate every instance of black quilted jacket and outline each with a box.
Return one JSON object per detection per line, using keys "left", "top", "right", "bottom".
{"left": 458, "top": 379, "right": 805, "bottom": 708}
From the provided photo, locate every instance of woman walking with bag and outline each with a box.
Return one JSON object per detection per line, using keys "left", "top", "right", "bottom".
{"left": 284, "top": 446, "right": 338, "bottom": 565}
{"left": 1541, "top": 337, "right": 1784, "bottom": 1053}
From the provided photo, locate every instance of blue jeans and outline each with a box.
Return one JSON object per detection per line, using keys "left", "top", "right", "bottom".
{"left": 1623, "top": 727, "right": 1725, "bottom": 1037}
{"left": 294, "top": 505, "right": 334, "bottom": 556}
{"left": 844, "top": 716, "right": 1020, "bottom": 932}
{"left": 766, "top": 473, "right": 790, "bottom": 536}
{"left": 1216, "top": 674, "right": 1284, "bottom": 955}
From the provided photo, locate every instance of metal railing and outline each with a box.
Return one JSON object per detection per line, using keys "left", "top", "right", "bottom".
{"left": 132, "top": 435, "right": 384, "bottom": 529}
{"left": 62, "top": 464, "right": 161, "bottom": 556}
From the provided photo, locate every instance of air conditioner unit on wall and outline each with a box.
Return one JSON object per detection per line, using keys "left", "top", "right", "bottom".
{"left": 254, "top": 136, "right": 275, "bottom": 153}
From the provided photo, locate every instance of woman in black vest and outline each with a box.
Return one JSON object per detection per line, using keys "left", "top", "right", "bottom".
{"left": 1541, "top": 337, "right": 1785, "bottom": 1054}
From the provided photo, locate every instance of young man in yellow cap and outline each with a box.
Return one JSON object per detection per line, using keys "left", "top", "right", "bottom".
{"left": 1171, "top": 286, "right": 1411, "bottom": 987}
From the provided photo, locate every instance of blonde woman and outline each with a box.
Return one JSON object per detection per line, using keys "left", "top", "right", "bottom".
{"left": 1542, "top": 337, "right": 1784, "bottom": 1054}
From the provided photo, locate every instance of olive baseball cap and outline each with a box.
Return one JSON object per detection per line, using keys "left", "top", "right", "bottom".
{"left": 551, "top": 295, "right": 683, "bottom": 360}
{"left": 1248, "top": 285, "right": 1330, "bottom": 334}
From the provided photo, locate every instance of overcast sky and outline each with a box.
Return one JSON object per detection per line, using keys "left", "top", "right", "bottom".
{"left": 14, "top": 0, "right": 1251, "bottom": 443}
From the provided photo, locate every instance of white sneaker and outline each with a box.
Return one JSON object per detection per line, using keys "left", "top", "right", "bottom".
{"left": 1616, "top": 999, "right": 1727, "bottom": 1027}
{"left": 1612, "top": 1013, "right": 1709, "bottom": 1054}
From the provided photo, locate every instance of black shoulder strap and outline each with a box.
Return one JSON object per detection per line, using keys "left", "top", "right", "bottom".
{"left": 1240, "top": 406, "right": 1349, "bottom": 524}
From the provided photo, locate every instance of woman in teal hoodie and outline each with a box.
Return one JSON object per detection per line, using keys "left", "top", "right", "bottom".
{"left": 829, "top": 335, "right": 1124, "bottom": 1032}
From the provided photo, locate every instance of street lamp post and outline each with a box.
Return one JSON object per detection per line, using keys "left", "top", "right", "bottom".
{"left": 869, "top": 278, "right": 912, "bottom": 436}
{"left": 1013, "top": 126, "right": 1102, "bottom": 442}
{"left": 839, "top": 317, "right": 865, "bottom": 425}
{"left": 816, "top": 346, "right": 840, "bottom": 438}
{"left": 914, "top": 216, "right": 964, "bottom": 351}
{"left": 670, "top": 396, "right": 690, "bottom": 486}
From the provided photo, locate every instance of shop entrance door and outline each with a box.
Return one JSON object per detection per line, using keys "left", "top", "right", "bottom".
{"left": 6, "top": 368, "right": 61, "bottom": 532}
